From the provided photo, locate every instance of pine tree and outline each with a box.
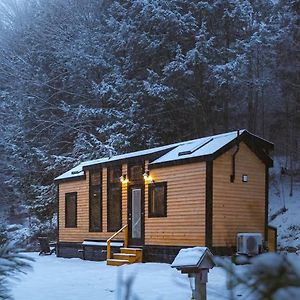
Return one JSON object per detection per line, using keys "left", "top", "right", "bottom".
{"left": 0, "top": 242, "right": 33, "bottom": 300}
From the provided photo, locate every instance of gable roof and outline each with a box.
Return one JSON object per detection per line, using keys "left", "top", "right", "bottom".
{"left": 54, "top": 129, "right": 273, "bottom": 182}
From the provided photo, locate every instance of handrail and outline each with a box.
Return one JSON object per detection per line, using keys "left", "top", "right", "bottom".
{"left": 106, "top": 224, "right": 128, "bottom": 260}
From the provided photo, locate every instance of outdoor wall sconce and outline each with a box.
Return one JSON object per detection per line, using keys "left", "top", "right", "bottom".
{"left": 143, "top": 171, "right": 154, "bottom": 184}
{"left": 242, "top": 174, "right": 248, "bottom": 182}
{"left": 171, "top": 247, "right": 215, "bottom": 300}
{"left": 119, "top": 174, "right": 129, "bottom": 184}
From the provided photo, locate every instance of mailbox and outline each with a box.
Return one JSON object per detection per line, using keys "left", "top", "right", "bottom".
{"left": 171, "top": 247, "right": 215, "bottom": 300}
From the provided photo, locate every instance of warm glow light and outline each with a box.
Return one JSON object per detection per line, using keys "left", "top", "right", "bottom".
{"left": 143, "top": 171, "right": 149, "bottom": 180}
{"left": 120, "top": 174, "right": 129, "bottom": 184}
{"left": 143, "top": 171, "right": 155, "bottom": 183}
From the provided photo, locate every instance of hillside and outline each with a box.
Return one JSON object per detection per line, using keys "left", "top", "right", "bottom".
{"left": 269, "top": 159, "right": 300, "bottom": 252}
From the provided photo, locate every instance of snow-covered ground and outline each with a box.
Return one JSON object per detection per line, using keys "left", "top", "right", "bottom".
{"left": 10, "top": 253, "right": 247, "bottom": 300}
{"left": 269, "top": 158, "right": 300, "bottom": 251}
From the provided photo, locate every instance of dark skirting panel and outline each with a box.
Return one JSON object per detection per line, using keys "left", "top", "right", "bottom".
{"left": 57, "top": 242, "right": 82, "bottom": 259}
{"left": 57, "top": 241, "right": 122, "bottom": 261}
{"left": 57, "top": 242, "right": 237, "bottom": 262}
{"left": 143, "top": 245, "right": 237, "bottom": 263}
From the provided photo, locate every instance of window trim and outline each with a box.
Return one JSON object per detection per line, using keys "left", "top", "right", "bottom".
{"left": 65, "top": 192, "right": 77, "bottom": 228}
{"left": 107, "top": 166, "right": 122, "bottom": 232}
{"left": 89, "top": 170, "right": 102, "bottom": 232}
{"left": 148, "top": 182, "right": 167, "bottom": 218}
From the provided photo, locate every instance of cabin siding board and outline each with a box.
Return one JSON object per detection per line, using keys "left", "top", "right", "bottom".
{"left": 212, "top": 142, "right": 266, "bottom": 247}
{"left": 145, "top": 162, "right": 206, "bottom": 246}
{"left": 59, "top": 169, "right": 125, "bottom": 242}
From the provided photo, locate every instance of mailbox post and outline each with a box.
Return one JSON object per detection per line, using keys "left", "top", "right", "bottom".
{"left": 171, "top": 247, "right": 215, "bottom": 300}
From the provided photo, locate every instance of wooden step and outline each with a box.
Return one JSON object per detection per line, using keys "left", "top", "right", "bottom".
{"left": 107, "top": 258, "right": 129, "bottom": 266}
{"left": 113, "top": 253, "right": 137, "bottom": 263}
{"left": 120, "top": 247, "right": 143, "bottom": 254}
{"left": 120, "top": 248, "right": 143, "bottom": 262}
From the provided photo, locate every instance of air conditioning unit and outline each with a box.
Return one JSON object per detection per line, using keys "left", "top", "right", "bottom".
{"left": 237, "top": 233, "right": 263, "bottom": 256}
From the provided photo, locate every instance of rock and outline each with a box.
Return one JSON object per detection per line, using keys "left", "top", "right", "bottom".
{"left": 286, "top": 246, "right": 297, "bottom": 253}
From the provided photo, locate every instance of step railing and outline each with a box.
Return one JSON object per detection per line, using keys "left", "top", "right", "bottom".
{"left": 106, "top": 224, "right": 128, "bottom": 260}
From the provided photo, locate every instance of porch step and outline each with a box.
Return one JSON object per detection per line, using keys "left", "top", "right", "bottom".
{"left": 120, "top": 247, "right": 143, "bottom": 262}
{"left": 120, "top": 247, "right": 143, "bottom": 253}
{"left": 107, "top": 247, "right": 143, "bottom": 266}
{"left": 113, "top": 253, "right": 137, "bottom": 263}
{"left": 107, "top": 258, "right": 129, "bottom": 266}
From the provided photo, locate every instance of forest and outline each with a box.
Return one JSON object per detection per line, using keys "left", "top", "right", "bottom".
{"left": 0, "top": 0, "right": 299, "bottom": 242}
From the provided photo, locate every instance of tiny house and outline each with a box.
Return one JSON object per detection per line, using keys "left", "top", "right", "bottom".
{"left": 55, "top": 130, "right": 273, "bottom": 263}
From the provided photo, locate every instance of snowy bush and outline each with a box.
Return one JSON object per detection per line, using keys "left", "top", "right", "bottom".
{"left": 0, "top": 243, "right": 33, "bottom": 300}
{"left": 217, "top": 253, "right": 300, "bottom": 300}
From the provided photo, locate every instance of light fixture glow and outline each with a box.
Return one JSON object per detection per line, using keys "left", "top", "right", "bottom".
{"left": 120, "top": 174, "right": 129, "bottom": 184}
{"left": 143, "top": 171, "right": 155, "bottom": 183}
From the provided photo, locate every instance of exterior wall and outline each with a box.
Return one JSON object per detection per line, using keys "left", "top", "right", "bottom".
{"left": 212, "top": 142, "right": 266, "bottom": 247}
{"left": 145, "top": 162, "right": 206, "bottom": 246}
{"left": 59, "top": 170, "right": 125, "bottom": 242}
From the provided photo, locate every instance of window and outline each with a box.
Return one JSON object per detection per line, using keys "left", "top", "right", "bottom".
{"left": 89, "top": 170, "right": 102, "bottom": 232}
{"left": 109, "top": 166, "right": 122, "bottom": 183}
{"left": 148, "top": 182, "right": 167, "bottom": 217}
{"left": 65, "top": 192, "right": 77, "bottom": 228}
{"left": 129, "top": 164, "right": 143, "bottom": 182}
{"left": 107, "top": 166, "right": 122, "bottom": 232}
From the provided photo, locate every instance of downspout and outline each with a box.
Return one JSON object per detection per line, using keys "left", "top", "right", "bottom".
{"left": 230, "top": 130, "right": 240, "bottom": 183}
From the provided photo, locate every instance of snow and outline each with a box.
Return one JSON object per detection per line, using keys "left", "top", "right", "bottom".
{"left": 10, "top": 253, "right": 247, "bottom": 300}
{"left": 54, "top": 142, "right": 182, "bottom": 181}
{"left": 171, "top": 247, "right": 211, "bottom": 267}
{"left": 269, "top": 158, "right": 300, "bottom": 251}
{"left": 82, "top": 241, "right": 123, "bottom": 247}
{"left": 55, "top": 130, "right": 252, "bottom": 181}
{"left": 151, "top": 130, "right": 246, "bottom": 165}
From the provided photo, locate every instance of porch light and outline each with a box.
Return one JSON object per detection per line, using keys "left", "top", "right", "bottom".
{"left": 171, "top": 247, "right": 215, "bottom": 300}
{"left": 143, "top": 171, "right": 155, "bottom": 183}
{"left": 120, "top": 174, "right": 129, "bottom": 184}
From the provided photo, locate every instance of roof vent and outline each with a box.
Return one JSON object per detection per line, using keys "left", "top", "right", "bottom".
{"left": 178, "top": 138, "right": 213, "bottom": 156}
{"left": 71, "top": 170, "right": 82, "bottom": 175}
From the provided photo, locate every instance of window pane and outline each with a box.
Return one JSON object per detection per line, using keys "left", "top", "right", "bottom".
{"left": 149, "top": 183, "right": 166, "bottom": 217}
{"left": 90, "top": 171, "right": 101, "bottom": 186}
{"left": 109, "top": 166, "right": 122, "bottom": 183}
{"left": 129, "top": 165, "right": 143, "bottom": 181}
{"left": 132, "top": 189, "right": 141, "bottom": 239}
{"left": 65, "top": 193, "right": 77, "bottom": 227}
{"left": 108, "top": 186, "right": 122, "bottom": 232}
{"left": 155, "top": 186, "right": 165, "bottom": 216}
{"left": 90, "top": 186, "right": 101, "bottom": 231}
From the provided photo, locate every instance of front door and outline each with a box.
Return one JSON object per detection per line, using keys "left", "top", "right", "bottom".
{"left": 128, "top": 185, "right": 144, "bottom": 246}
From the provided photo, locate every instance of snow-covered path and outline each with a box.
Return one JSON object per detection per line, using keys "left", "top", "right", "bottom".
{"left": 10, "top": 253, "right": 245, "bottom": 300}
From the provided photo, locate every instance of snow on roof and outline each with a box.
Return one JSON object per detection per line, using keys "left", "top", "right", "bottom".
{"left": 55, "top": 130, "right": 245, "bottom": 181}
{"left": 54, "top": 141, "right": 183, "bottom": 181}
{"left": 54, "top": 157, "right": 109, "bottom": 181}
{"left": 150, "top": 129, "right": 245, "bottom": 165}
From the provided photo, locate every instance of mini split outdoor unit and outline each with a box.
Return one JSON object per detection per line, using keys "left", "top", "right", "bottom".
{"left": 237, "top": 233, "right": 263, "bottom": 256}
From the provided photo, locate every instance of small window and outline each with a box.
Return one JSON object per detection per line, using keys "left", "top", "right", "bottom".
{"left": 109, "top": 166, "right": 122, "bottom": 183}
{"left": 107, "top": 167, "right": 122, "bottom": 232}
{"left": 90, "top": 171, "right": 101, "bottom": 186}
{"left": 107, "top": 186, "right": 122, "bottom": 232}
{"left": 148, "top": 182, "right": 167, "bottom": 217}
{"left": 129, "top": 164, "right": 143, "bottom": 181}
{"left": 65, "top": 192, "right": 77, "bottom": 228}
{"left": 89, "top": 170, "right": 102, "bottom": 232}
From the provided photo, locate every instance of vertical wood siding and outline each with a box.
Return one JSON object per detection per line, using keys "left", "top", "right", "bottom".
{"left": 212, "top": 142, "right": 266, "bottom": 247}
{"left": 145, "top": 162, "right": 206, "bottom": 246}
{"left": 59, "top": 169, "right": 125, "bottom": 242}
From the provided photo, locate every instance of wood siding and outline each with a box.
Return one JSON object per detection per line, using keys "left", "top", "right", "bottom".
{"left": 59, "top": 169, "right": 125, "bottom": 242}
{"left": 145, "top": 162, "right": 206, "bottom": 246}
{"left": 212, "top": 142, "right": 266, "bottom": 247}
